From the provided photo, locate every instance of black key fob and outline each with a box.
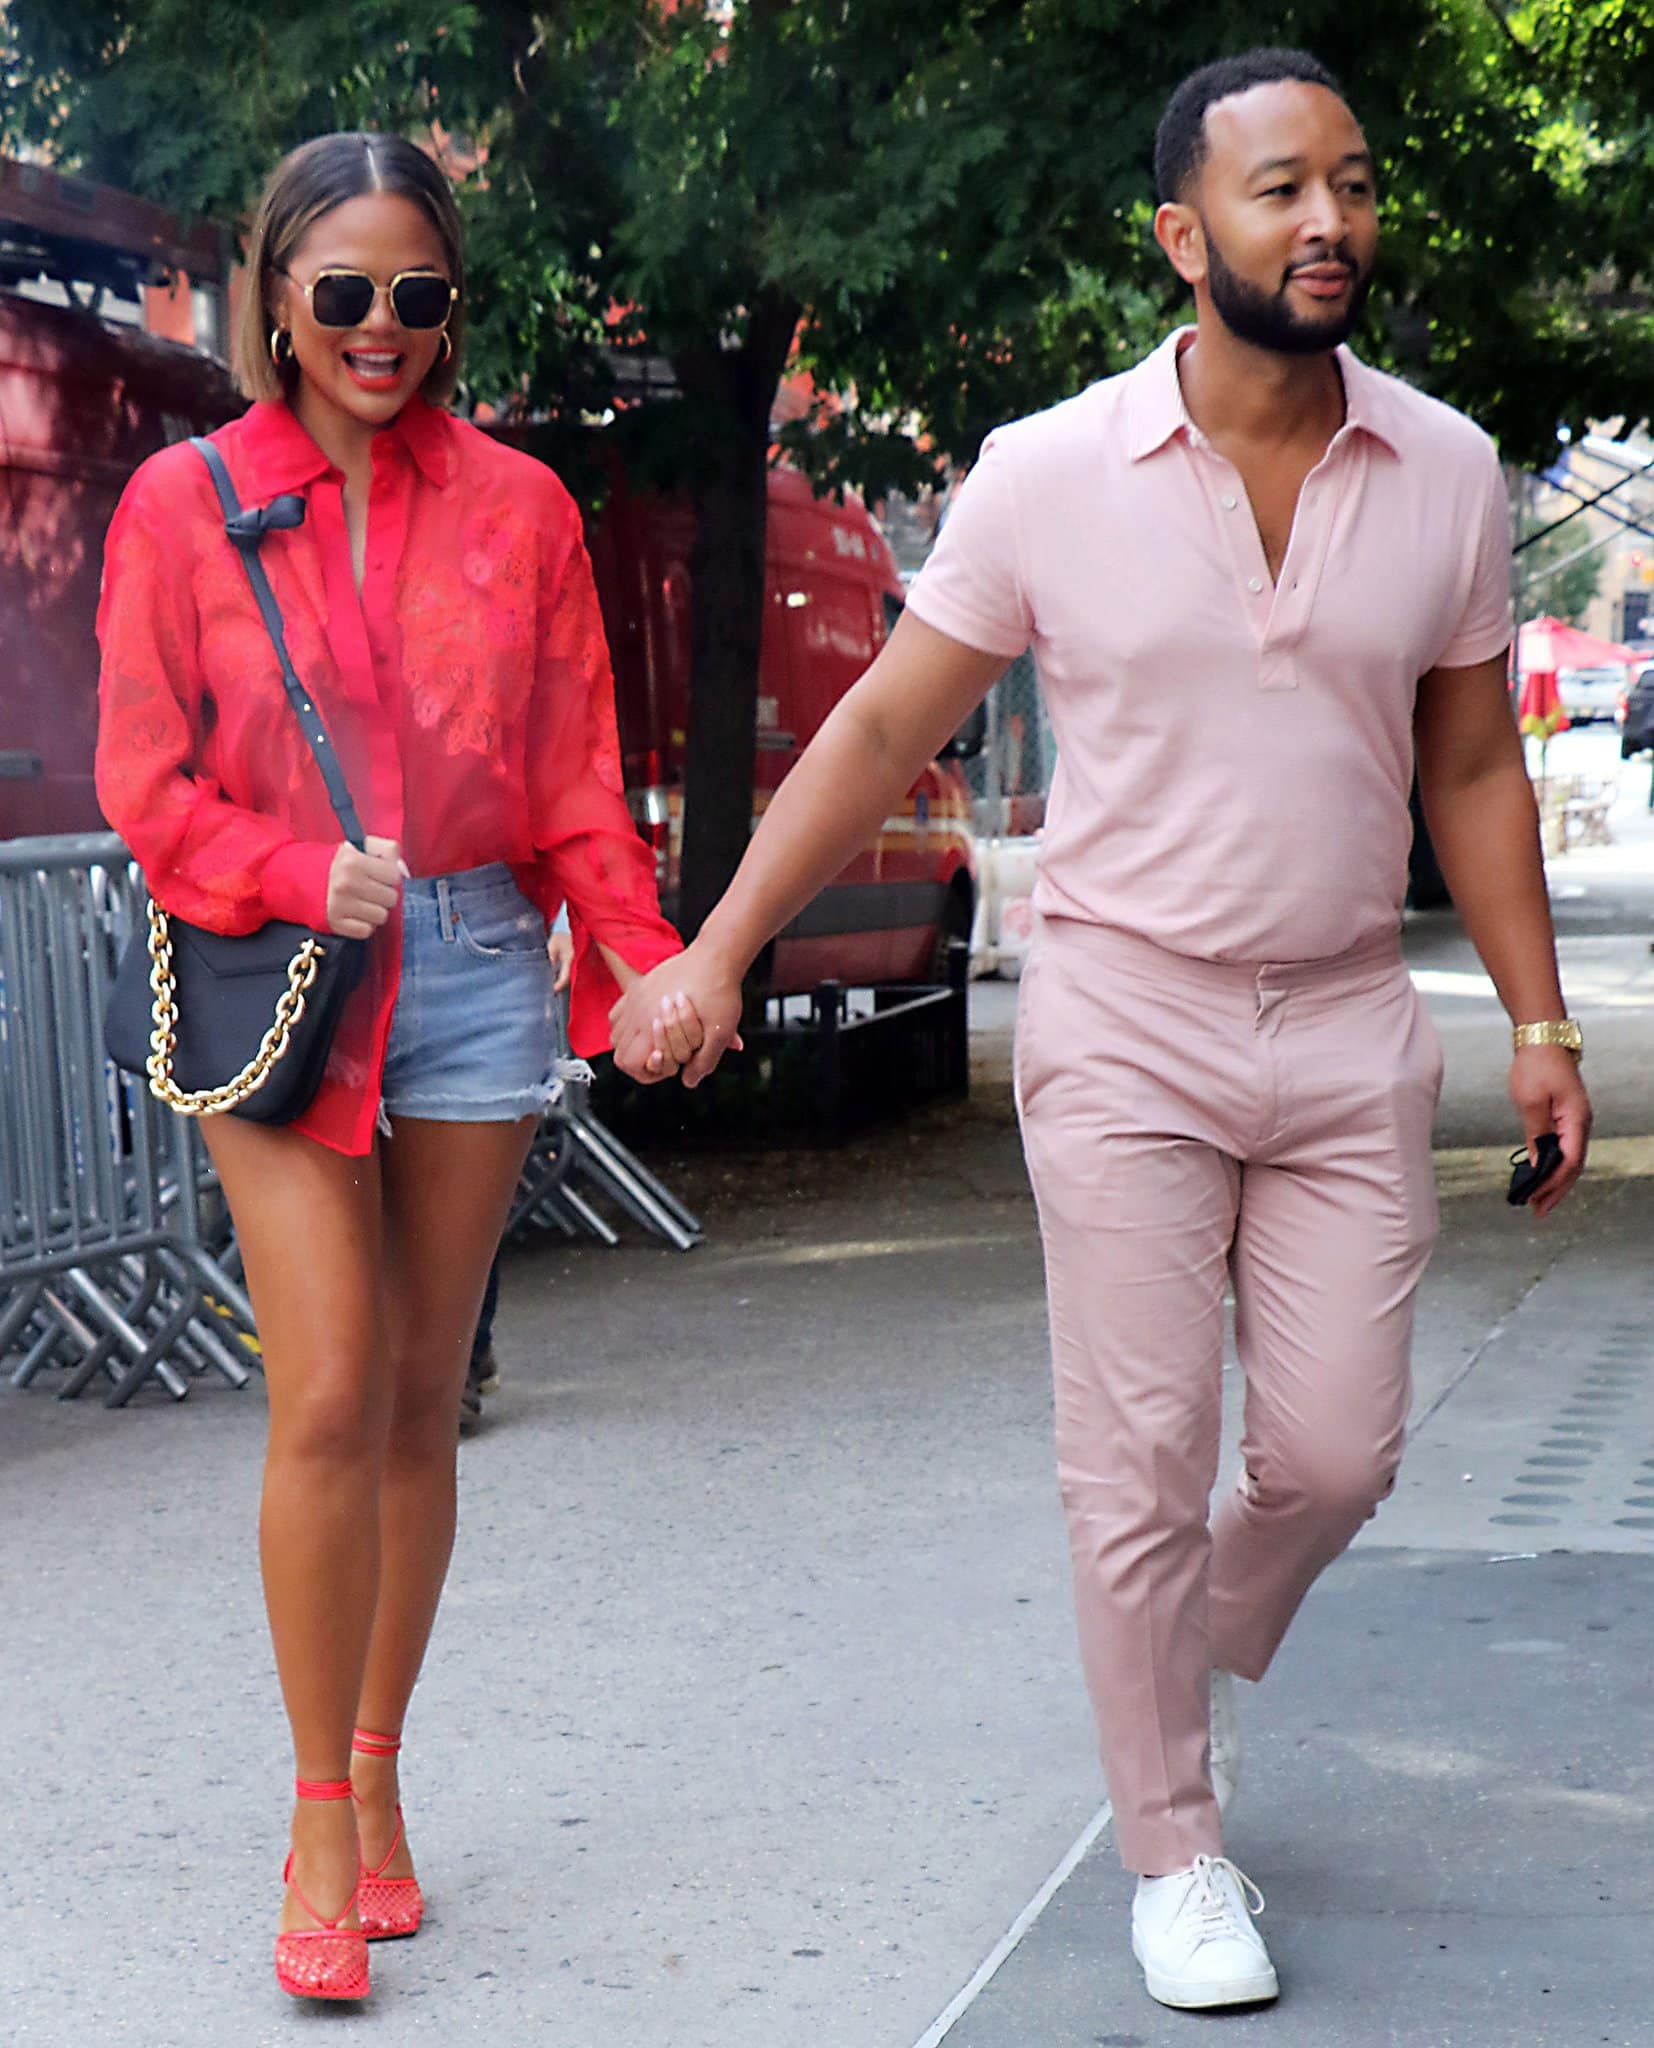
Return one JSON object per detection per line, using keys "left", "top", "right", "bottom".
{"left": 1507, "top": 1132, "right": 1564, "bottom": 1207}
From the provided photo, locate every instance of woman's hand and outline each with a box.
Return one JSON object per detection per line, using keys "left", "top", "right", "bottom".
{"left": 611, "top": 942, "right": 744, "bottom": 1087}
{"left": 608, "top": 985, "right": 707, "bottom": 1083}
{"left": 547, "top": 927, "right": 573, "bottom": 992}
{"left": 326, "top": 836, "right": 402, "bottom": 939}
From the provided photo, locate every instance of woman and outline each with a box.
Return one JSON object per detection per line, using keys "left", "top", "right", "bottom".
{"left": 96, "top": 131, "right": 698, "bottom": 2001}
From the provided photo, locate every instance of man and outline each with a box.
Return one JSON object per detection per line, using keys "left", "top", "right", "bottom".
{"left": 614, "top": 47, "right": 1591, "bottom": 2011}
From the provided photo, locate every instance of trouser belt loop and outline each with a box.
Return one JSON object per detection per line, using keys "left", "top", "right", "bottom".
{"left": 436, "top": 875, "right": 458, "bottom": 943}
{"left": 1254, "top": 967, "right": 1283, "bottom": 1035}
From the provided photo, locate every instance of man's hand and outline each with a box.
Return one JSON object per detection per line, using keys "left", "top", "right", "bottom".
{"left": 1510, "top": 1046, "right": 1591, "bottom": 1219}
{"left": 611, "top": 941, "right": 744, "bottom": 1088}
{"left": 326, "top": 836, "right": 402, "bottom": 939}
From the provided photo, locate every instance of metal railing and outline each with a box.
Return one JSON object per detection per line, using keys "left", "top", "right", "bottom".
{"left": 511, "top": 1076, "right": 703, "bottom": 1253}
{"left": 1, "top": 835, "right": 702, "bottom": 1407}
{"left": 588, "top": 940, "right": 971, "bottom": 1150}
{"left": 0, "top": 833, "right": 258, "bottom": 1404}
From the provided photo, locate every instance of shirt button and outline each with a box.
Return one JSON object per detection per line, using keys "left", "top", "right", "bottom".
{"left": 1248, "top": 576, "right": 1265, "bottom": 594}
{"left": 1222, "top": 493, "right": 1238, "bottom": 510}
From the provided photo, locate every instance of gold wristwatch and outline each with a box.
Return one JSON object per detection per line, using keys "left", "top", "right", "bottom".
{"left": 1513, "top": 1019, "right": 1583, "bottom": 1060}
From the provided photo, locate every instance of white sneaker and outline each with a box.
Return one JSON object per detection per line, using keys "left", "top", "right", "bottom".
{"left": 1210, "top": 1667, "right": 1242, "bottom": 1818}
{"left": 1131, "top": 1855, "right": 1278, "bottom": 2010}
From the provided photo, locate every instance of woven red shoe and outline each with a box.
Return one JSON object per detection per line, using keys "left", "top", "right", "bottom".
{"left": 353, "top": 1726, "right": 425, "bottom": 1941}
{"left": 275, "top": 1777, "right": 370, "bottom": 2001}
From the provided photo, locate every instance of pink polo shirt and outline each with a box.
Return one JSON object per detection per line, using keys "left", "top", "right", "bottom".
{"left": 906, "top": 328, "right": 1513, "bottom": 964}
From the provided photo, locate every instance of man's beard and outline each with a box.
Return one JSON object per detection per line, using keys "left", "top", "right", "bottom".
{"left": 1202, "top": 222, "right": 1373, "bottom": 356}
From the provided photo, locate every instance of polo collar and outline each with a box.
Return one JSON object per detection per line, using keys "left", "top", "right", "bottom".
{"left": 1124, "top": 326, "right": 1402, "bottom": 462}
{"left": 1124, "top": 330, "right": 1200, "bottom": 461}
{"left": 232, "top": 391, "right": 453, "bottom": 498}
{"left": 1333, "top": 347, "right": 1403, "bottom": 458}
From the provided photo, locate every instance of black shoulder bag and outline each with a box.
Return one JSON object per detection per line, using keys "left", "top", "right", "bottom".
{"left": 104, "top": 438, "right": 368, "bottom": 1124}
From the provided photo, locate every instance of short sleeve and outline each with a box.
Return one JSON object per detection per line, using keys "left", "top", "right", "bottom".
{"left": 1431, "top": 443, "right": 1514, "bottom": 671}
{"left": 904, "top": 433, "right": 1033, "bottom": 660}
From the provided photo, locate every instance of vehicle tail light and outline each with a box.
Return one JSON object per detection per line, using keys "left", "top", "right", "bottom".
{"left": 627, "top": 778, "right": 673, "bottom": 884}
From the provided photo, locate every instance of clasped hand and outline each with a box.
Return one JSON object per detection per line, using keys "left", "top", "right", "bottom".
{"left": 609, "top": 941, "right": 744, "bottom": 1087}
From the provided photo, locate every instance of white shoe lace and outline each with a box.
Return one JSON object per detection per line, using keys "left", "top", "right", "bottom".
{"left": 1184, "top": 1855, "right": 1265, "bottom": 1946}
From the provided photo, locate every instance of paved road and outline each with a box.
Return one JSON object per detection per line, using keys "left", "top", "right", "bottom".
{"left": 4, "top": 774, "right": 1654, "bottom": 2047}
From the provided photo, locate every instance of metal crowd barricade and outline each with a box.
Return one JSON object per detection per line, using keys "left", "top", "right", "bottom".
{"left": 509, "top": 1072, "right": 703, "bottom": 1253}
{"left": 0, "top": 833, "right": 259, "bottom": 1405}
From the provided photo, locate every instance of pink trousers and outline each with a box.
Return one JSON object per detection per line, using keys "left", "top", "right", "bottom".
{"left": 1015, "top": 918, "right": 1442, "bottom": 1874}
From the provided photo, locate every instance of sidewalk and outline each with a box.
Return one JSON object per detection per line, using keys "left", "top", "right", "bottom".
{"left": 4, "top": 888, "right": 1654, "bottom": 2047}
{"left": 945, "top": 1184, "right": 1654, "bottom": 2048}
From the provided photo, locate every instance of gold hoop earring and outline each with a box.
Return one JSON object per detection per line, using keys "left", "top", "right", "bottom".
{"left": 436, "top": 331, "right": 453, "bottom": 364}
{"left": 269, "top": 328, "right": 294, "bottom": 369}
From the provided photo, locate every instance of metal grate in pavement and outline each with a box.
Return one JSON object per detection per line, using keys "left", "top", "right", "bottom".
{"left": 1490, "top": 1323, "right": 1654, "bottom": 1530}
{"left": 1360, "top": 1275, "right": 1654, "bottom": 1555}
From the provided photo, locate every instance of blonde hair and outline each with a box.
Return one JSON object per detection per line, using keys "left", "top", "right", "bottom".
{"left": 234, "top": 131, "right": 466, "bottom": 404}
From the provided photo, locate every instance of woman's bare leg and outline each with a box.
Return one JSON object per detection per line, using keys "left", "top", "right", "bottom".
{"left": 350, "top": 1115, "right": 537, "bottom": 1875}
{"left": 200, "top": 1116, "right": 388, "bottom": 1935}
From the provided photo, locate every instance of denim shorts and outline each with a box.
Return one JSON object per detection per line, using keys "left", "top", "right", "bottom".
{"left": 380, "top": 865, "right": 573, "bottom": 1127}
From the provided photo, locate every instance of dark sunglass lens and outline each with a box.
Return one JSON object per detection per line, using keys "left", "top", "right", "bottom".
{"left": 310, "top": 273, "right": 376, "bottom": 327}
{"left": 392, "top": 275, "right": 454, "bottom": 329}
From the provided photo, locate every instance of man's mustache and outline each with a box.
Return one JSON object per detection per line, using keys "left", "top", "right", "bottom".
{"left": 1284, "top": 246, "right": 1361, "bottom": 281}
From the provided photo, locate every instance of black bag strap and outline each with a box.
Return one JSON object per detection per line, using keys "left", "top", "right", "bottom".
{"left": 190, "top": 436, "right": 366, "bottom": 850}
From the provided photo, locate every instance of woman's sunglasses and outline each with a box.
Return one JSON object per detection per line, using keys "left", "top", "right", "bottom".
{"left": 289, "top": 268, "right": 458, "bottom": 332}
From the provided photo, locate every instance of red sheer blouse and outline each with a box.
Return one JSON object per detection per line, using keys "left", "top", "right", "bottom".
{"left": 95, "top": 395, "right": 681, "bottom": 1156}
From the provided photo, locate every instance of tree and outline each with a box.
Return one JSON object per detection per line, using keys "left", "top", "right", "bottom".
{"left": 1517, "top": 516, "right": 1607, "bottom": 626}
{"left": 7, "top": 0, "right": 1654, "bottom": 931}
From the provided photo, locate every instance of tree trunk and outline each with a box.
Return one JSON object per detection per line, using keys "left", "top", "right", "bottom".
{"left": 674, "top": 289, "right": 800, "bottom": 941}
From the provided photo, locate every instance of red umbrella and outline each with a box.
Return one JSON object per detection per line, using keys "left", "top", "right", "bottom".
{"left": 1518, "top": 613, "right": 1636, "bottom": 677}
{"left": 1517, "top": 666, "right": 1568, "bottom": 742}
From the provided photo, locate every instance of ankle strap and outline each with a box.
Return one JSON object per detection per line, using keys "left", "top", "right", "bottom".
{"left": 294, "top": 1776, "right": 353, "bottom": 1802}
{"left": 351, "top": 1726, "right": 401, "bottom": 1758}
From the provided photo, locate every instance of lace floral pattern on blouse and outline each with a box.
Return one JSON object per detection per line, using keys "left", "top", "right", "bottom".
{"left": 96, "top": 395, "right": 681, "bottom": 1156}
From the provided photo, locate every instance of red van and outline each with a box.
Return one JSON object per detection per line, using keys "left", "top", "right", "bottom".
{"left": 586, "top": 461, "right": 976, "bottom": 992}
{"left": 0, "top": 291, "right": 241, "bottom": 835}
{"left": 1, "top": 166, "right": 976, "bottom": 985}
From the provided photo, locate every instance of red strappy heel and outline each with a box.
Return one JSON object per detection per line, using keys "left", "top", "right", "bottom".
{"left": 275, "top": 1776, "right": 370, "bottom": 2001}
{"left": 352, "top": 1727, "right": 425, "bottom": 1940}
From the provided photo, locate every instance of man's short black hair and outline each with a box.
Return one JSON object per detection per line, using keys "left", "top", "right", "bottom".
{"left": 1154, "top": 48, "right": 1345, "bottom": 205}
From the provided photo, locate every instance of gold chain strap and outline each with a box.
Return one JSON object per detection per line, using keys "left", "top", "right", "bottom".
{"left": 143, "top": 899, "right": 325, "bottom": 1116}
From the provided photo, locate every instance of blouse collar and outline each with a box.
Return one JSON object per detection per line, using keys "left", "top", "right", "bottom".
{"left": 236, "top": 391, "right": 454, "bottom": 497}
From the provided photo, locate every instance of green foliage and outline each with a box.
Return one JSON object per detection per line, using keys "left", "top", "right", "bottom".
{"left": 10, "top": 0, "right": 1654, "bottom": 476}
{"left": 1517, "top": 510, "right": 1608, "bottom": 625}
{"left": 10, "top": 0, "right": 1654, "bottom": 919}
{"left": 1, "top": 2, "right": 479, "bottom": 209}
